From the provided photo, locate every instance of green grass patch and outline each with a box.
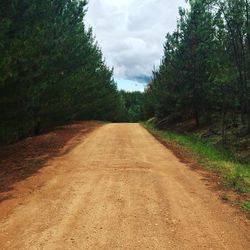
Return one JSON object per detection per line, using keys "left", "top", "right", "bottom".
{"left": 143, "top": 121, "right": 250, "bottom": 193}
{"left": 242, "top": 201, "right": 250, "bottom": 211}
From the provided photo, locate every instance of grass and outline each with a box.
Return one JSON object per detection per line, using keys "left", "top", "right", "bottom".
{"left": 143, "top": 121, "right": 250, "bottom": 194}
{"left": 242, "top": 201, "right": 250, "bottom": 211}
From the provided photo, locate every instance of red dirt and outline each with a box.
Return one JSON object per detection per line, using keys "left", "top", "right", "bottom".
{"left": 0, "top": 121, "right": 101, "bottom": 217}
{"left": 0, "top": 123, "right": 249, "bottom": 249}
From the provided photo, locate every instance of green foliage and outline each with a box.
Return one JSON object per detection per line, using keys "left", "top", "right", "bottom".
{"left": 242, "top": 200, "right": 250, "bottom": 211}
{"left": 145, "top": 0, "right": 250, "bottom": 136}
{"left": 143, "top": 121, "right": 250, "bottom": 193}
{"left": 119, "top": 91, "right": 146, "bottom": 122}
{"left": 0, "top": 0, "right": 122, "bottom": 144}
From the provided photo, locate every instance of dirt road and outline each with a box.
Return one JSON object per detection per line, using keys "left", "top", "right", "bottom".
{"left": 0, "top": 124, "right": 249, "bottom": 249}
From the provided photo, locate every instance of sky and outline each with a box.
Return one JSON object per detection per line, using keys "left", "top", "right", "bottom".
{"left": 85, "top": 0, "right": 188, "bottom": 91}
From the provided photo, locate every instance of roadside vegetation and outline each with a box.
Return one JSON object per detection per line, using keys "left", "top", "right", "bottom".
{"left": 143, "top": 121, "right": 250, "bottom": 210}
{"left": 242, "top": 200, "right": 250, "bottom": 211}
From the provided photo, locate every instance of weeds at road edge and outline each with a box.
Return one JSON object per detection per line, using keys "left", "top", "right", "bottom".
{"left": 142, "top": 121, "right": 250, "bottom": 199}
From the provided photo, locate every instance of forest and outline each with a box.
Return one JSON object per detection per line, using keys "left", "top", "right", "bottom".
{"left": 144, "top": 0, "right": 250, "bottom": 153}
{"left": 1, "top": 0, "right": 250, "bottom": 150}
{"left": 0, "top": 0, "right": 124, "bottom": 144}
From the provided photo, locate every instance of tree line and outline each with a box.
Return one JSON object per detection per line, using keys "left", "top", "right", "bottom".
{"left": 0, "top": 0, "right": 126, "bottom": 144}
{"left": 119, "top": 91, "right": 146, "bottom": 122}
{"left": 145, "top": 0, "right": 250, "bottom": 142}
{"left": 2, "top": 0, "right": 250, "bottom": 145}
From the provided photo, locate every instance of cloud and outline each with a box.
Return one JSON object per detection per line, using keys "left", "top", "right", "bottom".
{"left": 85, "top": 0, "right": 188, "bottom": 83}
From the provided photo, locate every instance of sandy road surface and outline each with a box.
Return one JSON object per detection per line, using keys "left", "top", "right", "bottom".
{"left": 0, "top": 124, "right": 249, "bottom": 250}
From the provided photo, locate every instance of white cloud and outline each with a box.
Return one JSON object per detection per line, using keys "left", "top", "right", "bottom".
{"left": 85, "top": 0, "right": 188, "bottom": 82}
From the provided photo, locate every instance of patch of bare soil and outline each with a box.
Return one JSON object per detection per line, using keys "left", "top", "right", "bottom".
{"left": 0, "top": 121, "right": 101, "bottom": 216}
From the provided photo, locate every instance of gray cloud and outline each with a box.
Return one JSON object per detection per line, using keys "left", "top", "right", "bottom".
{"left": 85, "top": 0, "right": 188, "bottom": 82}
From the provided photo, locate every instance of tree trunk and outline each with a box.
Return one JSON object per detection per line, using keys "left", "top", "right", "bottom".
{"left": 221, "top": 93, "right": 226, "bottom": 146}
{"left": 195, "top": 110, "right": 200, "bottom": 127}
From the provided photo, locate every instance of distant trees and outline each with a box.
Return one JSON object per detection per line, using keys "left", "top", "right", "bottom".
{"left": 145, "top": 0, "right": 250, "bottom": 137}
{"left": 0, "top": 0, "right": 122, "bottom": 144}
{"left": 119, "top": 91, "right": 146, "bottom": 122}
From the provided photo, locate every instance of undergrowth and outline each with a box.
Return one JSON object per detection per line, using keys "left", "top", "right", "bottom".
{"left": 242, "top": 201, "right": 250, "bottom": 211}
{"left": 143, "top": 121, "right": 250, "bottom": 194}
